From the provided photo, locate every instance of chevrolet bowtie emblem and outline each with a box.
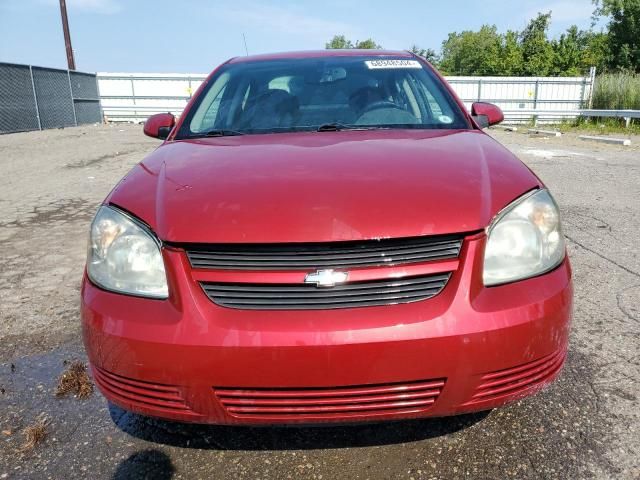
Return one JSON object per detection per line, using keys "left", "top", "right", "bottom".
{"left": 304, "top": 269, "right": 348, "bottom": 288}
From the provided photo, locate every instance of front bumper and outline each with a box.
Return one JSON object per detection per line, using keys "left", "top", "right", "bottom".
{"left": 81, "top": 235, "right": 572, "bottom": 425}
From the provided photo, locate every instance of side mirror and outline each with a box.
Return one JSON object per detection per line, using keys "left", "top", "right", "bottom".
{"left": 144, "top": 113, "right": 176, "bottom": 139}
{"left": 471, "top": 102, "right": 504, "bottom": 128}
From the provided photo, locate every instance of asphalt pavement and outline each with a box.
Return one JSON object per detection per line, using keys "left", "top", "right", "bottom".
{"left": 0, "top": 125, "right": 638, "bottom": 479}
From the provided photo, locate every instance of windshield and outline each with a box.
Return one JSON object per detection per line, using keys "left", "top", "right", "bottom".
{"left": 177, "top": 56, "right": 470, "bottom": 138}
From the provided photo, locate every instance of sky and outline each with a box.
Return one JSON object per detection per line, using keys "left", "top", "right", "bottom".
{"left": 0, "top": 0, "right": 601, "bottom": 73}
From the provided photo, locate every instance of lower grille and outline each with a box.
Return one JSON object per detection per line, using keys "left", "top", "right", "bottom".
{"left": 215, "top": 379, "right": 446, "bottom": 419}
{"left": 93, "top": 366, "right": 194, "bottom": 414}
{"left": 463, "top": 349, "right": 566, "bottom": 405}
{"left": 201, "top": 272, "right": 451, "bottom": 310}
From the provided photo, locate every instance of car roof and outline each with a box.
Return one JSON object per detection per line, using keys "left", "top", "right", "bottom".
{"left": 227, "top": 50, "right": 414, "bottom": 64}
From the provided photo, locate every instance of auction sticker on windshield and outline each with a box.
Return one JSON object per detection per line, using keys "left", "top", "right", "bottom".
{"left": 365, "top": 60, "right": 422, "bottom": 69}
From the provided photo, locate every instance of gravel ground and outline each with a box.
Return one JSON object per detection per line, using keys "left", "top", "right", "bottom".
{"left": 0, "top": 125, "right": 638, "bottom": 479}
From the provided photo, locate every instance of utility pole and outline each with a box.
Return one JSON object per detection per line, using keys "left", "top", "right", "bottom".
{"left": 59, "top": 0, "right": 76, "bottom": 70}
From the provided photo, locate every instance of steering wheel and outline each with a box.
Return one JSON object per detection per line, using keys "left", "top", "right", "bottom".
{"left": 361, "top": 100, "right": 406, "bottom": 114}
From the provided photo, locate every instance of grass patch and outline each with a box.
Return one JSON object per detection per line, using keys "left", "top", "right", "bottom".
{"left": 55, "top": 360, "right": 93, "bottom": 399}
{"left": 19, "top": 414, "right": 50, "bottom": 452}
{"left": 592, "top": 73, "right": 640, "bottom": 110}
{"left": 555, "top": 117, "right": 640, "bottom": 135}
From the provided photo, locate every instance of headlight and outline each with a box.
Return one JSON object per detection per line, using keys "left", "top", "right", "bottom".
{"left": 87, "top": 206, "right": 168, "bottom": 298}
{"left": 483, "top": 189, "right": 565, "bottom": 286}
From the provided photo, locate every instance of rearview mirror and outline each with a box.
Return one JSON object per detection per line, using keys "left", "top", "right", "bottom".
{"left": 144, "top": 113, "right": 176, "bottom": 139}
{"left": 471, "top": 102, "right": 504, "bottom": 128}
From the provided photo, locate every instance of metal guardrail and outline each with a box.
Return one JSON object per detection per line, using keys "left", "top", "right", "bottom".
{"left": 580, "top": 109, "right": 640, "bottom": 128}
{"left": 501, "top": 109, "right": 640, "bottom": 127}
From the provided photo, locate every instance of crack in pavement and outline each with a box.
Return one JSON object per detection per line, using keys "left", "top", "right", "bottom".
{"left": 566, "top": 234, "right": 640, "bottom": 279}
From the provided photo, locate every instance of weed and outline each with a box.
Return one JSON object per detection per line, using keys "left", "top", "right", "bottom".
{"left": 18, "top": 414, "right": 50, "bottom": 452}
{"left": 55, "top": 360, "right": 93, "bottom": 399}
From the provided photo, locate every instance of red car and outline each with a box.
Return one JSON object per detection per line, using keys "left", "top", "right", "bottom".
{"left": 82, "top": 50, "right": 572, "bottom": 425}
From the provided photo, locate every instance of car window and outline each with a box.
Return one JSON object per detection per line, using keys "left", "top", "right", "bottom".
{"left": 423, "top": 89, "right": 444, "bottom": 118}
{"left": 190, "top": 72, "right": 230, "bottom": 133}
{"left": 268, "top": 76, "right": 293, "bottom": 93}
{"left": 182, "top": 57, "right": 469, "bottom": 137}
{"left": 398, "top": 77, "right": 422, "bottom": 121}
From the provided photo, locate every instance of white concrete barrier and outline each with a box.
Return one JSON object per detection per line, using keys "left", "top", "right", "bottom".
{"left": 579, "top": 135, "right": 631, "bottom": 146}
{"left": 528, "top": 129, "right": 562, "bottom": 137}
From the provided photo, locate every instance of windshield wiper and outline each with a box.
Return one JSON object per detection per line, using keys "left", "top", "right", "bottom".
{"left": 202, "top": 129, "right": 245, "bottom": 137}
{"left": 316, "top": 123, "right": 381, "bottom": 132}
{"left": 183, "top": 129, "right": 245, "bottom": 139}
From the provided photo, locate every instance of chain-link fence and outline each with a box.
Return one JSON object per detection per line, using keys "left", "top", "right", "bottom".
{"left": 0, "top": 62, "right": 102, "bottom": 134}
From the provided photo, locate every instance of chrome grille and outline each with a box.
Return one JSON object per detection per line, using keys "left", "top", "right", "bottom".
{"left": 201, "top": 273, "right": 451, "bottom": 310}
{"left": 182, "top": 234, "right": 464, "bottom": 270}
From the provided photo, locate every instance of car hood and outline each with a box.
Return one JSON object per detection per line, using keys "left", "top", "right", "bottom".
{"left": 108, "top": 129, "right": 541, "bottom": 243}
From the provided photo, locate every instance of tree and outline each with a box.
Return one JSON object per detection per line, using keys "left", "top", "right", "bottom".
{"left": 325, "top": 35, "right": 353, "bottom": 49}
{"left": 552, "top": 27, "right": 610, "bottom": 75}
{"left": 593, "top": 0, "right": 640, "bottom": 71}
{"left": 326, "top": 8, "right": 620, "bottom": 75}
{"left": 582, "top": 31, "right": 610, "bottom": 72}
{"left": 355, "top": 38, "right": 382, "bottom": 49}
{"left": 439, "top": 25, "right": 502, "bottom": 75}
{"left": 552, "top": 26, "right": 584, "bottom": 75}
{"left": 325, "top": 35, "right": 381, "bottom": 49}
{"left": 409, "top": 45, "right": 439, "bottom": 65}
{"left": 436, "top": 11, "right": 610, "bottom": 76}
{"left": 499, "top": 30, "right": 524, "bottom": 75}
{"left": 520, "top": 12, "right": 555, "bottom": 75}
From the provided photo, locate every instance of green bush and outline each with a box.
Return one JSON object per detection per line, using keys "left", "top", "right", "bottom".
{"left": 592, "top": 73, "right": 640, "bottom": 109}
